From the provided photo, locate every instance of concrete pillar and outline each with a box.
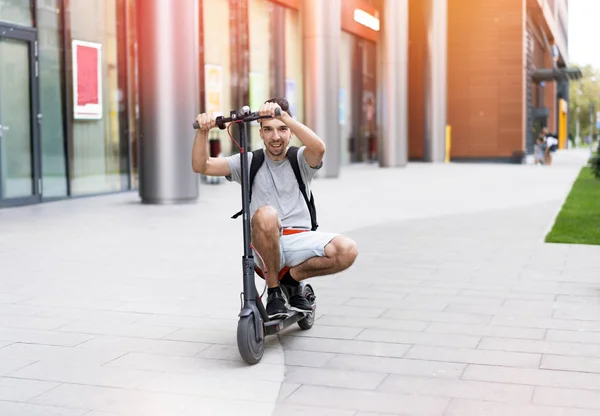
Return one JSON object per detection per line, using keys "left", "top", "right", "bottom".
{"left": 302, "top": 0, "right": 341, "bottom": 178}
{"left": 423, "top": 0, "right": 447, "bottom": 162}
{"left": 380, "top": 0, "right": 409, "bottom": 167}
{"left": 137, "top": 0, "right": 200, "bottom": 204}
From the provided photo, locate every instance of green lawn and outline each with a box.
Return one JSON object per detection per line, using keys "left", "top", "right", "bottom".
{"left": 545, "top": 167, "right": 600, "bottom": 246}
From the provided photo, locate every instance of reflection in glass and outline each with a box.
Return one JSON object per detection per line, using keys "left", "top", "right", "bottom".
{"left": 69, "top": 0, "right": 126, "bottom": 195}
{"left": 0, "top": 0, "right": 33, "bottom": 26}
{"left": 125, "top": 0, "right": 138, "bottom": 188}
{"left": 38, "top": 0, "right": 68, "bottom": 197}
{"left": 285, "top": 6, "right": 303, "bottom": 149}
{"left": 0, "top": 38, "right": 34, "bottom": 198}
{"left": 249, "top": 0, "right": 273, "bottom": 151}
{"left": 202, "top": 0, "right": 232, "bottom": 154}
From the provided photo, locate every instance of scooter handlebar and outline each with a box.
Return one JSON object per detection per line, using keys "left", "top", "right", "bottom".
{"left": 193, "top": 107, "right": 281, "bottom": 130}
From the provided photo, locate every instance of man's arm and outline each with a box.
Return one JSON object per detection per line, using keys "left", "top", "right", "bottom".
{"left": 191, "top": 113, "right": 231, "bottom": 176}
{"left": 282, "top": 113, "right": 326, "bottom": 167}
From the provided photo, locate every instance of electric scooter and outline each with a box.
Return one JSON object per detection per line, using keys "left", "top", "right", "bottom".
{"left": 193, "top": 106, "right": 316, "bottom": 365}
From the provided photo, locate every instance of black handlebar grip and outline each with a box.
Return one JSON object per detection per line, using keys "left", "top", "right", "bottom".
{"left": 194, "top": 107, "right": 281, "bottom": 129}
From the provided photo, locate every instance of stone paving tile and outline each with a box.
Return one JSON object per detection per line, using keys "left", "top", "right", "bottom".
{"left": 0, "top": 343, "right": 127, "bottom": 366}
{"left": 283, "top": 385, "right": 449, "bottom": 415}
{"left": 0, "top": 327, "right": 95, "bottom": 347}
{"left": 462, "top": 364, "right": 600, "bottom": 390}
{"left": 490, "top": 315, "right": 600, "bottom": 331}
{"left": 478, "top": 337, "right": 600, "bottom": 358}
{"left": 0, "top": 377, "right": 59, "bottom": 402}
{"left": 533, "top": 386, "right": 600, "bottom": 410}
{"left": 540, "top": 354, "right": 600, "bottom": 373}
{"left": 272, "top": 404, "right": 356, "bottom": 416}
{"left": 444, "top": 398, "right": 600, "bottom": 416}
{"left": 283, "top": 366, "right": 387, "bottom": 390}
{"left": 104, "top": 351, "right": 285, "bottom": 382}
{"left": 316, "top": 315, "right": 429, "bottom": 332}
{"left": 279, "top": 335, "right": 412, "bottom": 358}
{"left": 8, "top": 360, "right": 159, "bottom": 389}
{"left": 405, "top": 345, "right": 542, "bottom": 368}
{"left": 381, "top": 309, "right": 493, "bottom": 324}
{"left": 75, "top": 335, "right": 212, "bottom": 357}
{"left": 0, "top": 401, "right": 87, "bottom": 416}
{"left": 425, "top": 322, "right": 546, "bottom": 340}
{"left": 355, "top": 328, "right": 481, "bottom": 348}
{"left": 323, "top": 354, "right": 466, "bottom": 379}
{"left": 377, "top": 374, "right": 534, "bottom": 403}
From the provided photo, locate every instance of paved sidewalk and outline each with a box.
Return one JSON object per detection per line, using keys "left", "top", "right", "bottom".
{"left": 1, "top": 149, "right": 599, "bottom": 415}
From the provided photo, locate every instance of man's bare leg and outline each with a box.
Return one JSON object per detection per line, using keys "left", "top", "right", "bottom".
{"left": 251, "top": 206, "right": 290, "bottom": 318}
{"left": 289, "top": 236, "right": 358, "bottom": 281}
{"left": 251, "top": 206, "right": 281, "bottom": 289}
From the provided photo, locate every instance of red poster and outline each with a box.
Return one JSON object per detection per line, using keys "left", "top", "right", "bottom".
{"left": 72, "top": 40, "right": 103, "bottom": 119}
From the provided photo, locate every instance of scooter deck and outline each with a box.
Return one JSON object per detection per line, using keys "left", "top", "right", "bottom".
{"left": 264, "top": 311, "right": 307, "bottom": 335}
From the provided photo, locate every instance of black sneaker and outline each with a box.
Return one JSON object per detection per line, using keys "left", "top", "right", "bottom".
{"left": 266, "top": 290, "right": 289, "bottom": 320}
{"left": 284, "top": 285, "right": 313, "bottom": 313}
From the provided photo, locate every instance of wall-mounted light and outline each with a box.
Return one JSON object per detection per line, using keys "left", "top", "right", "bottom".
{"left": 353, "top": 8, "right": 380, "bottom": 31}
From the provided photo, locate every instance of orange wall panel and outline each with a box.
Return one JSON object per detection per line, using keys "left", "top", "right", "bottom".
{"left": 545, "top": 81, "right": 556, "bottom": 131}
{"left": 447, "top": 0, "right": 525, "bottom": 158}
{"left": 408, "top": 0, "right": 425, "bottom": 159}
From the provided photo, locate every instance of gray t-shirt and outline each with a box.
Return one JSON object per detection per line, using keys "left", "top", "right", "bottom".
{"left": 225, "top": 146, "right": 321, "bottom": 230}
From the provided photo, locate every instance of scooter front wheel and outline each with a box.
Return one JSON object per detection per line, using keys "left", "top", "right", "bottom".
{"left": 237, "top": 315, "right": 264, "bottom": 365}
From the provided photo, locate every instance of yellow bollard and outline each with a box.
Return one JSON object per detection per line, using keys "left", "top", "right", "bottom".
{"left": 445, "top": 125, "right": 452, "bottom": 163}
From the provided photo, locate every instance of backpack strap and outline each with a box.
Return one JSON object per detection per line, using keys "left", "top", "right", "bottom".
{"left": 231, "top": 149, "right": 265, "bottom": 219}
{"left": 286, "top": 146, "right": 319, "bottom": 231}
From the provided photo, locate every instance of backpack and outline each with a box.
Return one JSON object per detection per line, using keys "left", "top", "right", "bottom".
{"left": 231, "top": 146, "right": 319, "bottom": 231}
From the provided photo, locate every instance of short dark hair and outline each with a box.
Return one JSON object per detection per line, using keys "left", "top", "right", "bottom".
{"left": 264, "top": 97, "right": 292, "bottom": 118}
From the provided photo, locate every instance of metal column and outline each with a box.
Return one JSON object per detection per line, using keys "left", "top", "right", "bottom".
{"left": 137, "top": 0, "right": 200, "bottom": 204}
{"left": 302, "top": 0, "right": 341, "bottom": 178}
{"left": 380, "top": 0, "right": 409, "bottom": 167}
{"left": 423, "top": 0, "right": 447, "bottom": 162}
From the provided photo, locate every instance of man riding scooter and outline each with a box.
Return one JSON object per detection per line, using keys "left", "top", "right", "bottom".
{"left": 191, "top": 97, "right": 358, "bottom": 319}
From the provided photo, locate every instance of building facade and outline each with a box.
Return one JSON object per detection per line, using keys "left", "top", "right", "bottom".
{"left": 443, "top": 0, "right": 577, "bottom": 161}
{"left": 0, "top": 0, "right": 138, "bottom": 208}
{"left": 0, "top": 0, "right": 576, "bottom": 208}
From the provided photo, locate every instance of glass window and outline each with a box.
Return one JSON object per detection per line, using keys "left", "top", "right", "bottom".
{"left": 68, "top": 0, "right": 126, "bottom": 195}
{"left": 361, "top": 39, "right": 377, "bottom": 163}
{"left": 37, "top": 0, "right": 68, "bottom": 197}
{"left": 340, "top": 31, "right": 355, "bottom": 165}
{"left": 284, "top": 6, "right": 303, "bottom": 148}
{"left": 203, "top": 0, "right": 232, "bottom": 154}
{"left": 340, "top": 32, "right": 378, "bottom": 164}
{"left": 249, "top": 0, "right": 273, "bottom": 150}
{"left": 0, "top": 0, "right": 33, "bottom": 26}
{"left": 125, "top": 0, "right": 138, "bottom": 189}
{"left": 0, "top": 37, "right": 33, "bottom": 198}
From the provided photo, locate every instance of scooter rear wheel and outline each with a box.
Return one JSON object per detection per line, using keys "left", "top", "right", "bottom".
{"left": 298, "top": 285, "right": 316, "bottom": 330}
{"left": 237, "top": 315, "right": 264, "bottom": 365}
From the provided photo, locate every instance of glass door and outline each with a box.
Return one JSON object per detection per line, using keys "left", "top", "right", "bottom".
{"left": 0, "top": 23, "right": 41, "bottom": 207}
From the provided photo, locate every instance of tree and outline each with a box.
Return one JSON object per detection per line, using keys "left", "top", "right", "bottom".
{"left": 569, "top": 64, "right": 600, "bottom": 142}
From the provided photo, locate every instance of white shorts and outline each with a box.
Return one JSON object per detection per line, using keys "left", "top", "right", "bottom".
{"left": 253, "top": 229, "right": 339, "bottom": 273}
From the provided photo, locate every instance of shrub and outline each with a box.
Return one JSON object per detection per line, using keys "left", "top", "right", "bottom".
{"left": 590, "top": 153, "right": 600, "bottom": 180}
